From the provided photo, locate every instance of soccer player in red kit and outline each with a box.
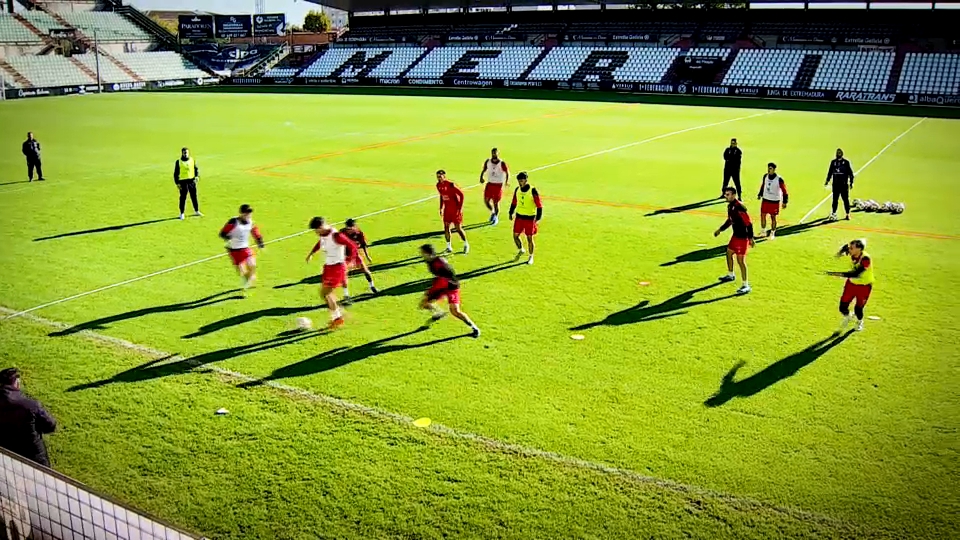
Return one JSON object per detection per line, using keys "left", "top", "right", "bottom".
{"left": 339, "top": 218, "right": 378, "bottom": 303}
{"left": 756, "top": 162, "right": 788, "bottom": 239}
{"left": 219, "top": 204, "right": 264, "bottom": 293}
{"left": 714, "top": 187, "right": 755, "bottom": 295}
{"left": 306, "top": 216, "right": 358, "bottom": 329}
{"left": 479, "top": 147, "right": 509, "bottom": 225}
{"left": 419, "top": 244, "right": 480, "bottom": 338}
{"left": 827, "top": 239, "right": 874, "bottom": 333}
{"left": 436, "top": 169, "right": 469, "bottom": 254}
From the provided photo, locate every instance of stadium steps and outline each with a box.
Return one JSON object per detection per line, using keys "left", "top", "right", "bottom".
{"left": 0, "top": 60, "right": 31, "bottom": 87}
{"left": 885, "top": 48, "right": 906, "bottom": 93}
{"left": 791, "top": 54, "right": 822, "bottom": 90}
{"left": 12, "top": 13, "right": 57, "bottom": 47}
{"left": 68, "top": 54, "right": 98, "bottom": 81}
{"left": 518, "top": 45, "right": 552, "bottom": 81}
{"left": 397, "top": 47, "right": 433, "bottom": 78}
{"left": 713, "top": 48, "right": 739, "bottom": 84}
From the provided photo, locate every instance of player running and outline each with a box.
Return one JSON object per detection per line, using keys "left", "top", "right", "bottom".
{"left": 479, "top": 147, "right": 509, "bottom": 225}
{"left": 339, "top": 218, "right": 378, "bottom": 304}
{"left": 714, "top": 187, "right": 755, "bottom": 295}
{"left": 219, "top": 204, "right": 264, "bottom": 293}
{"left": 419, "top": 244, "right": 480, "bottom": 338}
{"left": 756, "top": 162, "right": 789, "bottom": 239}
{"left": 436, "top": 170, "right": 469, "bottom": 254}
{"left": 508, "top": 172, "right": 542, "bottom": 265}
{"left": 306, "top": 216, "right": 358, "bottom": 329}
{"left": 827, "top": 239, "right": 874, "bottom": 332}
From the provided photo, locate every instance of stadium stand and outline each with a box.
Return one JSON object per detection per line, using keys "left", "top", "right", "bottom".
{"left": 721, "top": 49, "right": 808, "bottom": 88}
{"left": 527, "top": 46, "right": 681, "bottom": 83}
{"left": 0, "top": 13, "right": 42, "bottom": 44}
{"left": 5, "top": 54, "right": 94, "bottom": 87}
{"left": 897, "top": 53, "right": 960, "bottom": 95}
{"left": 405, "top": 46, "right": 542, "bottom": 79}
{"left": 300, "top": 46, "right": 426, "bottom": 78}
{"left": 58, "top": 11, "right": 152, "bottom": 42}
{"left": 811, "top": 51, "right": 894, "bottom": 93}
{"left": 73, "top": 51, "right": 136, "bottom": 82}
{"left": 113, "top": 51, "right": 208, "bottom": 81}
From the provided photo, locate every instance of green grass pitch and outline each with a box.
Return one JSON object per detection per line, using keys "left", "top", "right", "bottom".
{"left": 0, "top": 91, "right": 958, "bottom": 539}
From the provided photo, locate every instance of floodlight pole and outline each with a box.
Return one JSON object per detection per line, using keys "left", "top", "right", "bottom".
{"left": 93, "top": 30, "right": 103, "bottom": 93}
{"left": 1, "top": 69, "right": 6, "bottom": 101}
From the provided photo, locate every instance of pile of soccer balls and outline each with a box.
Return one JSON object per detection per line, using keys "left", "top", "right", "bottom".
{"left": 852, "top": 199, "right": 905, "bottom": 214}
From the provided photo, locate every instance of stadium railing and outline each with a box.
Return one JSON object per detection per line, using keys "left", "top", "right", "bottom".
{"left": 0, "top": 446, "right": 206, "bottom": 540}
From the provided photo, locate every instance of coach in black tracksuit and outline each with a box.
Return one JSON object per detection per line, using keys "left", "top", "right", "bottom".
{"left": 825, "top": 148, "right": 855, "bottom": 220}
{"left": 722, "top": 138, "right": 742, "bottom": 200}
{"left": 22, "top": 132, "right": 44, "bottom": 182}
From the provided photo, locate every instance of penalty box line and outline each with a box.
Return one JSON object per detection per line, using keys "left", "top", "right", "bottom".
{"left": 2, "top": 109, "right": 777, "bottom": 322}
{"left": 799, "top": 117, "right": 927, "bottom": 224}
{"left": 1, "top": 305, "right": 864, "bottom": 534}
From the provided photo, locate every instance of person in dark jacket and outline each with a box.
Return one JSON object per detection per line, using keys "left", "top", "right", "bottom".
{"left": 22, "top": 132, "right": 44, "bottom": 182}
{"left": 721, "top": 138, "right": 742, "bottom": 200}
{"left": 0, "top": 368, "right": 57, "bottom": 468}
{"left": 824, "top": 148, "right": 855, "bottom": 221}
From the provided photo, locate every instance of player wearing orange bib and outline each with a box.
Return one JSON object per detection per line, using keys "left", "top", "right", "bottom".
{"left": 436, "top": 169, "right": 469, "bottom": 254}
{"left": 479, "top": 147, "right": 509, "bottom": 225}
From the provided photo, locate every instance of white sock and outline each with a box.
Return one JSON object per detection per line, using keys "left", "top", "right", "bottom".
{"left": 446, "top": 242, "right": 452, "bottom": 251}
{"left": 464, "top": 242, "right": 470, "bottom": 249}
{"left": 331, "top": 308, "right": 342, "bottom": 320}
{"left": 742, "top": 281, "right": 749, "bottom": 287}
{"left": 367, "top": 280, "right": 375, "bottom": 290}
{"left": 726, "top": 272, "right": 735, "bottom": 278}
{"left": 343, "top": 287, "right": 350, "bottom": 297}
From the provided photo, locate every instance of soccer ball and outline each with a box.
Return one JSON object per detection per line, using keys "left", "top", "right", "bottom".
{"left": 295, "top": 317, "right": 313, "bottom": 330}
{"left": 892, "top": 202, "right": 905, "bottom": 214}
{"left": 881, "top": 201, "right": 895, "bottom": 213}
{"left": 852, "top": 198, "right": 863, "bottom": 210}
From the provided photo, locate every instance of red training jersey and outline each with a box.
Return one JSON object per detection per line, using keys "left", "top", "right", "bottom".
{"left": 720, "top": 201, "right": 754, "bottom": 239}
{"left": 437, "top": 181, "right": 464, "bottom": 212}
{"left": 339, "top": 227, "right": 368, "bottom": 249}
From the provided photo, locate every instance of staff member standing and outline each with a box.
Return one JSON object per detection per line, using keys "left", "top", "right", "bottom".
{"left": 174, "top": 147, "right": 203, "bottom": 220}
{"left": 0, "top": 368, "right": 57, "bottom": 468}
{"left": 825, "top": 148, "right": 855, "bottom": 221}
{"left": 722, "top": 138, "right": 742, "bottom": 200}
{"left": 22, "top": 132, "right": 44, "bottom": 182}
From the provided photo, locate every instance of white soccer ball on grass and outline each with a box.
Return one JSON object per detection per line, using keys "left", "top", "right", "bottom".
{"left": 295, "top": 317, "right": 313, "bottom": 330}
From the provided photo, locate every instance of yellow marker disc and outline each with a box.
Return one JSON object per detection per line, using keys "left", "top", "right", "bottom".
{"left": 639, "top": 281, "right": 651, "bottom": 286}
{"left": 413, "top": 417, "right": 432, "bottom": 428}
{"left": 570, "top": 334, "right": 585, "bottom": 341}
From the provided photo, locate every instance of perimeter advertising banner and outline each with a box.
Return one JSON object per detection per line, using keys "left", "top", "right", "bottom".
{"left": 253, "top": 13, "right": 286, "bottom": 37}
{"left": 179, "top": 15, "right": 214, "bottom": 40}
{"left": 215, "top": 14, "right": 252, "bottom": 38}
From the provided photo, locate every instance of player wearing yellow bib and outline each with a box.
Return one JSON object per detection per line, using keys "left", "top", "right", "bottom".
{"left": 173, "top": 147, "right": 203, "bottom": 220}
{"left": 826, "top": 239, "right": 874, "bottom": 332}
{"left": 508, "top": 172, "right": 542, "bottom": 265}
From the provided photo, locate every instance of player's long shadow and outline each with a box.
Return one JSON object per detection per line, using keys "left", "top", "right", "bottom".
{"left": 645, "top": 198, "right": 725, "bottom": 217}
{"left": 240, "top": 327, "right": 468, "bottom": 386}
{"left": 370, "top": 222, "right": 487, "bottom": 247}
{"left": 570, "top": 282, "right": 734, "bottom": 331}
{"left": 183, "top": 304, "right": 322, "bottom": 338}
{"left": 350, "top": 260, "right": 524, "bottom": 303}
{"left": 660, "top": 218, "right": 831, "bottom": 266}
{"left": 66, "top": 329, "right": 324, "bottom": 391}
{"left": 272, "top": 256, "right": 422, "bottom": 290}
{"left": 704, "top": 332, "right": 853, "bottom": 407}
{"left": 0, "top": 180, "right": 32, "bottom": 187}
{"left": 33, "top": 217, "right": 179, "bottom": 241}
{"left": 49, "top": 290, "right": 243, "bottom": 337}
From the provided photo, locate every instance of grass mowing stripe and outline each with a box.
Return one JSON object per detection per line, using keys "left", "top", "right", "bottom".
{"left": 799, "top": 117, "right": 927, "bottom": 224}
{"left": 1, "top": 110, "right": 774, "bottom": 321}
{"left": 0, "top": 304, "right": 867, "bottom": 535}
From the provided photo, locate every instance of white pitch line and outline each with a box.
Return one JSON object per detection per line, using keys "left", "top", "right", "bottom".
{"left": 528, "top": 109, "right": 780, "bottom": 173}
{"left": 2, "top": 110, "right": 775, "bottom": 321}
{"left": 0, "top": 305, "right": 861, "bottom": 533}
{"left": 799, "top": 117, "right": 927, "bottom": 224}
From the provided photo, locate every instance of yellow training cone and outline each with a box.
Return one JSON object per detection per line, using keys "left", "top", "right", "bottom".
{"left": 413, "top": 417, "right": 432, "bottom": 428}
